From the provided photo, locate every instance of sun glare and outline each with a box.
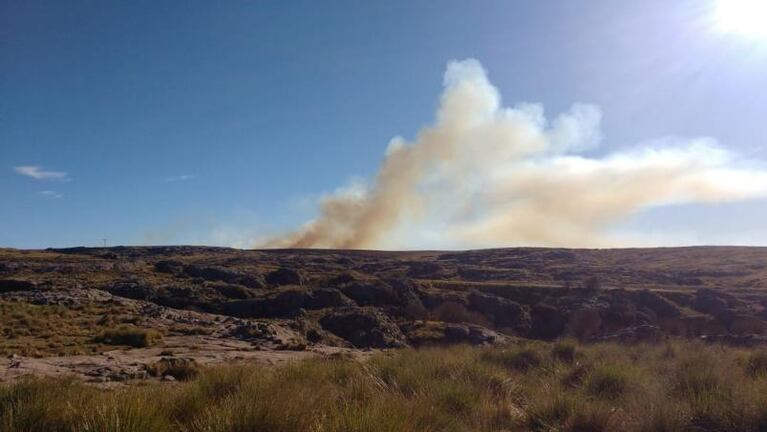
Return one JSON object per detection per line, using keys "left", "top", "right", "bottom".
{"left": 715, "top": 0, "right": 767, "bottom": 39}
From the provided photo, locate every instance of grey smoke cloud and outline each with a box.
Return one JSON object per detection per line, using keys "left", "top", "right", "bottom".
{"left": 264, "top": 59, "right": 767, "bottom": 249}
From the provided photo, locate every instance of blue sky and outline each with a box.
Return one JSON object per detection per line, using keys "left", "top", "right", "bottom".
{"left": 2, "top": 0, "right": 767, "bottom": 249}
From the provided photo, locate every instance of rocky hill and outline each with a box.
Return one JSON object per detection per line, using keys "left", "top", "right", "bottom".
{"left": 2, "top": 245, "right": 767, "bottom": 382}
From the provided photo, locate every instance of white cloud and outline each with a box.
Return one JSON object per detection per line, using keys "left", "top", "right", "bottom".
{"left": 165, "top": 174, "right": 195, "bottom": 182}
{"left": 14, "top": 165, "right": 69, "bottom": 181}
{"left": 38, "top": 190, "right": 63, "bottom": 199}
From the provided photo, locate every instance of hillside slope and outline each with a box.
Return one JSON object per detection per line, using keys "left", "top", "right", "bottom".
{"left": 2, "top": 246, "right": 767, "bottom": 382}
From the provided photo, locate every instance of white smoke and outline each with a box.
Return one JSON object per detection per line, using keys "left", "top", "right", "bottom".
{"left": 263, "top": 59, "right": 767, "bottom": 249}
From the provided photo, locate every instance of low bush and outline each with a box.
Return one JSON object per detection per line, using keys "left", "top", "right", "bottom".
{"left": 146, "top": 358, "right": 200, "bottom": 381}
{"left": 95, "top": 325, "right": 163, "bottom": 348}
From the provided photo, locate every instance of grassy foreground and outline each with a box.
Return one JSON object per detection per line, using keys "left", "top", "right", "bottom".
{"left": 3, "top": 341, "right": 767, "bottom": 432}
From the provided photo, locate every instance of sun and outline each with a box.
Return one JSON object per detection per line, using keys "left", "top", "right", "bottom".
{"left": 714, "top": 0, "right": 767, "bottom": 39}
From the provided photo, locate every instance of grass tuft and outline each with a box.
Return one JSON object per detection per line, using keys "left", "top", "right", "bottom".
{"left": 3, "top": 340, "right": 767, "bottom": 431}
{"left": 95, "top": 326, "right": 163, "bottom": 348}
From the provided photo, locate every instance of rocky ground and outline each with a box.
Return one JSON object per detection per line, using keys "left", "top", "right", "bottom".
{"left": 2, "top": 245, "right": 767, "bottom": 384}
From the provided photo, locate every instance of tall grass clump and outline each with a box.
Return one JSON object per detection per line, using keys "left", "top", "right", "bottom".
{"left": 95, "top": 325, "right": 162, "bottom": 348}
{"left": 583, "top": 363, "right": 633, "bottom": 400}
{"left": 551, "top": 341, "right": 577, "bottom": 364}
{"left": 746, "top": 349, "right": 767, "bottom": 377}
{"left": 481, "top": 346, "right": 544, "bottom": 372}
{"left": 3, "top": 340, "right": 767, "bottom": 431}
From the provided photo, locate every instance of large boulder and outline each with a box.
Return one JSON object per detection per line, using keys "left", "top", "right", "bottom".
{"left": 210, "top": 283, "right": 254, "bottom": 300}
{"left": 0, "top": 279, "right": 36, "bottom": 293}
{"left": 266, "top": 268, "right": 306, "bottom": 286}
{"left": 599, "top": 293, "right": 639, "bottom": 331}
{"left": 319, "top": 307, "right": 406, "bottom": 348}
{"left": 467, "top": 290, "right": 530, "bottom": 330}
{"left": 406, "top": 261, "right": 451, "bottom": 279}
{"left": 154, "top": 260, "right": 184, "bottom": 275}
{"left": 566, "top": 308, "right": 603, "bottom": 341}
{"left": 691, "top": 288, "right": 736, "bottom": 320}
{"left": 107, "top": 281, "right": 157, "bottom": 301}
{"left": 631, "top": 290, "right": 682, "bottom": 319}
{"left": 403, "top": 321, "right": 509, "bottom": 347}
{"left": 331, "top": 272, "right": 419, "bottom": 307}
{"left": 665, "top": 315, "right": 728, "bottom": 337}
{"left": 222, "top": 287, "right": 353, "bottom": 318}
{"left": 307, "top": 288, "right": 356, "bottom": 309}
{"left": 590, "top": 324, "right": 664, "bottom": 344}
{"left": 530, "top": 303, "right": 568, "bottom": 339}
{"left": 418, "top": 290, "right": 468, "bottom": 310}
{"left": 340, "top": 280, "right": 399, "bottom": 306}
{"left": 183, "top": 265, "right": 265, "bottom": 289}
{"left": 729, "top": 315, "right": 767, "bottom": 336}
{"left": 690, "top": 288, "right": 730, "bottom": 316}
{"left": 383, "top": 278, "right": 423, "bottom": 307}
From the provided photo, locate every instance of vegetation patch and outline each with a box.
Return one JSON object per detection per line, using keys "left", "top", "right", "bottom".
{"left": 551, "top": 341, "right": 577, "bottom": 364}
{"left": 95, "top": 325, "right": 163, "bottom": 348}
{"left": 146, "top": 358, "right": 200, "bottom": 381}
{"left": 583, "top": 363, "right": 632, "bottom": 399}
{"left": 747, "top": 350, "right": 767, "bottom": 377}
{"left": 2, "top": 340, "right": 767, "bottom": 431}
{"left": 482, "top": 347, "right": 543, "bottom": 371}
{"left": 0, "top": 300, "right": 137, "bottom": 357}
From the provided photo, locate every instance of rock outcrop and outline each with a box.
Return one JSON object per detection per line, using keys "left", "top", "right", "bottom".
{"left": 319, "top": 307, "right": 406, "bottom": 348}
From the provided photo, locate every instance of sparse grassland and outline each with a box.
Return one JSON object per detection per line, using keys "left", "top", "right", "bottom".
{"left": 3, "top": 340, "right": 767, "bottom": 432}
{"left": 0, "top": 300, "right": 157, "bottom": 357}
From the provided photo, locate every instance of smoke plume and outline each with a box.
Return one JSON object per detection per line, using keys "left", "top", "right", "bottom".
{"left": 264, "top": 59, "right": 767, "bottom": 249}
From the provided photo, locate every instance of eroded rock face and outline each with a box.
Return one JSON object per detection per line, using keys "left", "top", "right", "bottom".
{"left": 728, "top": 315, "right": 767, "bottom": 336}
{"left": 107, "top": 281, "right": 156, "bottom": 301}
{"left": 530, "top": 303, "right": 568, "bottom": 339}
{"left": 266, "top": 268, "right": 306, "bottom": 286}
{"left": 341, "top": 281, "right": 399, "bottom": 306}
{"left": 402, "top": 321, "right": 509, "bottom": 347}
{"left": 468, "top": 290, "right": 530, "bottom": 330}
{"left": 590, "top": 324, "right": 664, "bottom": 344}
{"left": 631, "top": 290, "right": 682, "bottom": 318}
{"left": 183, "top": 265, "right": 265, "bottom": 289}
{"left": 154, "top": 261, "right": 266, "bottom": 289}
{"left": 154, "top": 260, "right": 184, "bottom": 275}
{"left": 691, "top": 288, "right": 735, "bottom": 319}
{"left": 308, "top": 288, "right": 356, "bottom": 310}
{"left": 0, "top": 279, "right": 36, "bottom": 293}
{"left": 222, "top": 287, "right": 354, "bottom": 318}
{"left": 319, "top": 307, "right": 406, "bottom": 348}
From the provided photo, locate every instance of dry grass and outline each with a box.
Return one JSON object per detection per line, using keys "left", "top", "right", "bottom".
{"left": 0, "top": 301, "right": 140, "bottom": 357}
{"left": 95, "top": 326, "right": 163, "bottom": 348}
{"left": 3, "top": 339, "right": 767, "bottom": 431}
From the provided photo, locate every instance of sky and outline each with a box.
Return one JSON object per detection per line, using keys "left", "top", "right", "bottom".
{"left": 2, "top": 0, "right": 767, "bottom": 249}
